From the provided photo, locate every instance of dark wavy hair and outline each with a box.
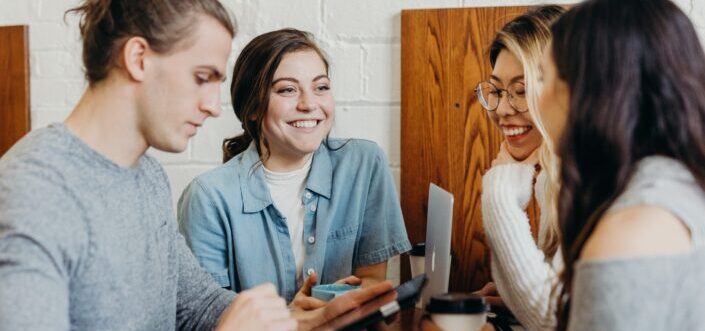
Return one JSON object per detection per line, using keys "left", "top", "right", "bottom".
{"left": 551, "top": 0, "right": 705, "bottom": 328}
{"left": 222, "top": 28, "right": 332, "bottom": 163}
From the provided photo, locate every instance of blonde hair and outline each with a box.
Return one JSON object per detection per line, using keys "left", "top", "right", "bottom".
{"left": 489, "top": 5, "right": 565, "bottom": 258}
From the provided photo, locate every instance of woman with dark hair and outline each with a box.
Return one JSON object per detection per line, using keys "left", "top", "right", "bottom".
{"left": 538, "top": 0, "right": 705, "bottom": 329}
{"left": 177, "top": 28, "right": 411, "bottom": 310}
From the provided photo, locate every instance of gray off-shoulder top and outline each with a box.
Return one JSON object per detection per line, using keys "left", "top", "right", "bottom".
{"left": 568, "top": 156, "right": 705, "bottom": 331}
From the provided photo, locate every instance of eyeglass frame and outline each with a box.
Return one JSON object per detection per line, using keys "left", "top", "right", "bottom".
{"left": 474, "top": 80, "right": 529, "bottom": 113}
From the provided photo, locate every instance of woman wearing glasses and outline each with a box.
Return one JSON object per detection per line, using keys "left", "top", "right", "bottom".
{"left": 473, "top": 6, "right": 565, "bottom": 330}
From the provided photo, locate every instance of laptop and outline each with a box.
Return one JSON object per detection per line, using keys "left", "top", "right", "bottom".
{"left": 420, "top": 183, "right": 454, "bottom": 308}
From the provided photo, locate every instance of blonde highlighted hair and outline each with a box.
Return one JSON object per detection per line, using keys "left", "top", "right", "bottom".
{"left": 488, "top": 5, "right": 565, "bottom": 259}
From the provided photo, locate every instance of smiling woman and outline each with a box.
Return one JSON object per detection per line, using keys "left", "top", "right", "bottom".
{"left": 474, "top": 5, "right": 566, "bottom": 331}
{"left": 477, "top": 49, "right": 541, "bottom": 160}
{"left": 176, "top": 29, "right": 411, "bottom": 310}
{"left": 261, "top": 50, "right": 335, "bottom": 171}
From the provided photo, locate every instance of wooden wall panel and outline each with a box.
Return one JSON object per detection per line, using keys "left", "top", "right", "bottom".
{"left": 401, "top": 7, "right": 540, "bottom": 292}
{"left": 0, "top": 25, "right": 30, "bottom": 157}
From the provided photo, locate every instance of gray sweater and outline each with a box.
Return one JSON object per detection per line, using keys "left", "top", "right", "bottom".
{"left": 569, "top": 156, "right": 705, "bottom": 330}
{"left": 0, "top": 124, "right": 235, "bottom": 330}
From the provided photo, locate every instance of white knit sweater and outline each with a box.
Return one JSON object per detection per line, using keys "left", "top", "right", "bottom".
{"left": 481, "top": 163, "right": 563, "bottom": 331}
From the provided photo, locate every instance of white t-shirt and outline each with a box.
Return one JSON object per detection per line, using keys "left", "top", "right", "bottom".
{"left": 263, "top": 157, "right": 312, "bottom": 287}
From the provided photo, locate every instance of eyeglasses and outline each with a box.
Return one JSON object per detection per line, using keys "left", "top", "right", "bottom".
{"left": 475, "top": 81, "right": 528, "bottom": 113}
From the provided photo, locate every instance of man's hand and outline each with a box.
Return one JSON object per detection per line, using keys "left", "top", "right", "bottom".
{"left": 216, "top": 283, "right": 297, "bottom": 331}
{"left": 294, "top": 280, "right": 395, "bottom": 330}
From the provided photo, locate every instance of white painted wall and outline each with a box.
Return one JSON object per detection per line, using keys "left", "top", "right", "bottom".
{"left": 2, "top": 0, "right": 704, "bottom": 283}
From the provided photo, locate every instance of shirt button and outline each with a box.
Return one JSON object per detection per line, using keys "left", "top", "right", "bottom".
{"left": 307, "top": 236, "right": 315, "bottom": 244}
{"left": 309, "top": 204, "right": 316, "bottom": 212}
{"left": 307, "top": 268, "right": 315, "bottom": 276}
{"left": 305, "top": 192, "right": 312, "bottom": 199}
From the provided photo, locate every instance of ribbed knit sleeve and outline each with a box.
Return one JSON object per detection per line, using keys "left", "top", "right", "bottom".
{"left": 481, "top": 164, "right": 562, "bottom": 331}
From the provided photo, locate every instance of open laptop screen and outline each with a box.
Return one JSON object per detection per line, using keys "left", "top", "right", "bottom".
{"left": 421, "top": 183, "right": 454, "bottom": 307}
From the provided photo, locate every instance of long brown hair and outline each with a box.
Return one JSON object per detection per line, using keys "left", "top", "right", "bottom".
{"left": 66, "top": 0, "right": 236, "bottom": 85}
{"left": 551, "top": 0, "right": 705, "bottom": 328}
{"left": 222, "top": 28, "right": 330, "bottom": 163}
{"left": 488, "top": 5, "right": 565, "bottom": 258}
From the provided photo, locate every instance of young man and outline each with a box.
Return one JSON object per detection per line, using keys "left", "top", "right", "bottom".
{"left": 0, "top": 1, "right": 391, "bottom": 330}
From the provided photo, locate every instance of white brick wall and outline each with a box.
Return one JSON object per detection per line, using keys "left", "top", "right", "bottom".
{"left": 2, "top": 0, "right": 705, "bottom": 284}
{"left": 3, "top": 0, "right": 704, "bottom": 204}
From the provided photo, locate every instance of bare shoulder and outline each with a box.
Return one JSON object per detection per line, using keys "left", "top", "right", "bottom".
{"left": 580, "top": 205, "right": 692, "bottom": 261}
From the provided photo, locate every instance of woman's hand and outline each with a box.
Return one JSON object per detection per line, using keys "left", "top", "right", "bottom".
{"left": 334, "top": 275, "right": 362, "bottom": 286}
{"left": 216, "top": 283, "right": 297, "bottom": 331}
{"left": 492, "top": 142, "right": 539, "bottom": 167}
{"left": 472, "top": 282, "right": 504, "bottom": 307}
{"left": 289, "top": 273, "right": 327, "bottom": 311}
{"left": 353, "top": 261, "right": 387, "bottom": 287}
{"left": 289, "top": 273, "right": 363, "bottom": 312}
{"left": 293, "top": 280, "right": 395, "bottom": 330}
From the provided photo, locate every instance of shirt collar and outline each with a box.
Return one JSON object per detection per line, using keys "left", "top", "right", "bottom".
{"left": 237, "top": 143, "right": 271, "bottom": 213}
{"left": 237, "top": 142, "right": 333, "bottom": 213}
{"left": 306, "top": 143, "right": 332, "bottom": 200}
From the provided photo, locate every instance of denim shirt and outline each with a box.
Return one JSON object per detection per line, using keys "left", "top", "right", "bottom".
{"left": 177, "top": 139, "right": 411, "bottom": 302}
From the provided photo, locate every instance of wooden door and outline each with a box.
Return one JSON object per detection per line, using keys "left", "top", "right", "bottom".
{"left": 401, "top": 7, "right": 541, "bottom": 292}
{"left": 0, "top": 25, "right": 31, "bottom": 157}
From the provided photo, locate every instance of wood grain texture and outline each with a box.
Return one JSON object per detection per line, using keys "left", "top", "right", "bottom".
{"left": 0, "top": 25, "right": 30, "bottom": 157}
{"left": 401, "top": 7, "right": 540, "bottom": 292}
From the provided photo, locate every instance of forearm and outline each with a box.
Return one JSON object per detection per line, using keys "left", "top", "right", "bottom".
{"left": 175, "top": 237, "right": 236, "bottom": 330}
{"left": 482, "top": 164, "right": 558, "bottom": 330}
{"left": 354, "top": 261, "right": 387, "bottom": 287}
{"left": 491, "top": 256, "right": 558, "bottom": 331}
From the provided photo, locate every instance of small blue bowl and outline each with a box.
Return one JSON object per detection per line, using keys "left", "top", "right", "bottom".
{"left": 311, "top": 284, "right": 360, "bottom": 302}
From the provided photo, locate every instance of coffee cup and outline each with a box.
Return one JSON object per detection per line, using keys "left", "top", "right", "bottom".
{"left": 426, "top": 293, "right": 489, "bottom": 331}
